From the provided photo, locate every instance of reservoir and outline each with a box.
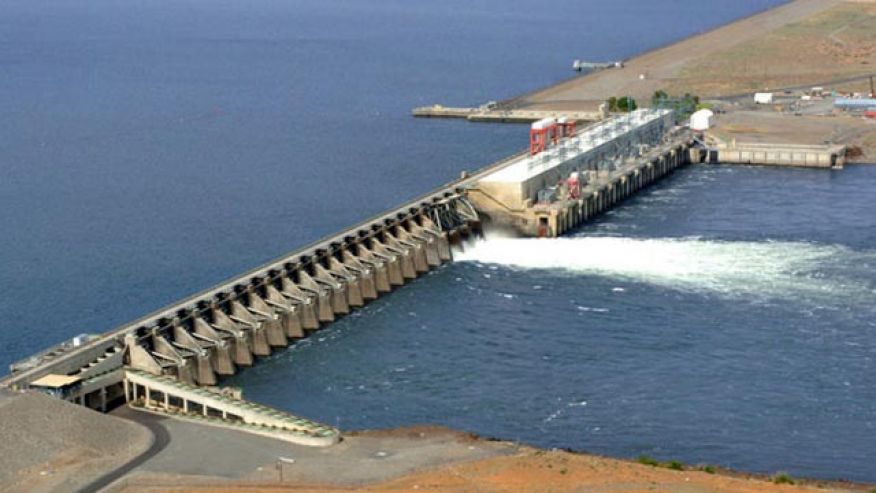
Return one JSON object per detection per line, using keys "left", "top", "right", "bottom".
{"left": 2, "top": 0, "right": 873, "bottom": 483}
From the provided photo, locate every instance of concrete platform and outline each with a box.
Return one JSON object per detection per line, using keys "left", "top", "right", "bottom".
{"left": 105, "top": 407, "right": 515, "bottom": 490}
{"left": 711, "top": 142, "right": 846, "bottom": 168}
{"left": 413, "top": 105, "right": 600, "bottom": 123}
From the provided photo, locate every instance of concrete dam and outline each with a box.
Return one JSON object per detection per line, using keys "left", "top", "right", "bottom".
{"left": 0, "top": 109, "right": 692, "bottom": 447}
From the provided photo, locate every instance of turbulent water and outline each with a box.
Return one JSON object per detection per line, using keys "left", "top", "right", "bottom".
{"left": 456, "top": 236, "right": 876, "bottom": 305}
{"left": 3, "top": 0, "right": 875, "bottom": 484}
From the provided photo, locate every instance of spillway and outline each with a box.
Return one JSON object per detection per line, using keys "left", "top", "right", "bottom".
{"left": 1, "top": 109, "right": 693, "bottom": 446}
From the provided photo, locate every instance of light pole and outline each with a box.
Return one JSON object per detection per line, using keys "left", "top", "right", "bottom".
{"left": 276, "top": 457, "right": 295, "bottom": 482}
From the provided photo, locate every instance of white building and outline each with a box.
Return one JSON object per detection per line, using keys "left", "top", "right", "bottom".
{"left": 689, "top": 109, "right": 714, "bottom": 131}
{"left": 754, "top": 92, "right": 774, "bottom": 104}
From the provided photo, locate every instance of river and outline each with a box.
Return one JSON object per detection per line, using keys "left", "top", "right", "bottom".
{"left": 3, "top": 0, "right": 873, "bottom": 483}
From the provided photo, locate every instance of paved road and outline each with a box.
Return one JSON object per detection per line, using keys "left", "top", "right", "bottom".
{"left": 75, "top": 407, "right": 515, "bottom": 489}
{"left": 75, "top": 410, "right": 170, "bottom": 493}
{"left": 716, "top": 74, "right": 876, "bottom": 103}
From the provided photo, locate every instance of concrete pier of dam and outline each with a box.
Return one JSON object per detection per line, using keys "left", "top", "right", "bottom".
{"left": 0, "top": 109, "right": 692, "bottom": 446}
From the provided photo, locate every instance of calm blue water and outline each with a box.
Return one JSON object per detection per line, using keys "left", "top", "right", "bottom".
{"left": 5, "top": 0, "right": 875, "bottom": 483}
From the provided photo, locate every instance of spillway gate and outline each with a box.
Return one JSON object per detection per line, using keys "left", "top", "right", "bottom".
{"left": 2, "top": 188, "right": 481, "bottom": 445}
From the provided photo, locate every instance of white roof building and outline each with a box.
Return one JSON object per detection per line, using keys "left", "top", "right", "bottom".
{"left": 690, "top": 109, "right": 714, "bottom": 131}
{"left": 754, "top": 92, "right": 774, "bottom": 104}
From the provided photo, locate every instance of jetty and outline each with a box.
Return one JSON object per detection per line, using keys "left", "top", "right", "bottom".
{"left": 412, "top": 104, "right": 601, "bottom": 123}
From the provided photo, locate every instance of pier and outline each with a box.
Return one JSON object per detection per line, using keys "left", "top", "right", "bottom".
{"left": 412, "top": 104, "right": 601, "bottom": 123}
{"left": 0, "top": 109, "right": 694, "bottom": 446}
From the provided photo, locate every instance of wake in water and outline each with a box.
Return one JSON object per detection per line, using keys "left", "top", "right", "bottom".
{"left": 455, "top": 236, "right": 876, "bottom": 303}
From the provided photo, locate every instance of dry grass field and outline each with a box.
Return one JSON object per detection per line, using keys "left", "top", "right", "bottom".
{"left": 517, "top": 0, "right": 875, "bottom": 108}
{"left": 670, "top": 2, "right": 876, "bottom": 96}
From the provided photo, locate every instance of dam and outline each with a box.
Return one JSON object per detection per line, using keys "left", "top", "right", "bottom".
{"left": 0, "top": 109, "right": 692, "bottom": 446}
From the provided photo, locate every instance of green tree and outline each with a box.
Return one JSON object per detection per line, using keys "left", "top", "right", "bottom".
{"left": 617, "top": 96, "right": 637, "bottom": 112}
{"left": 651, "top": 90, "right": 669, "bottom": 108}
{"left": 607, "top": 96, "right": 618, "bottom": 112}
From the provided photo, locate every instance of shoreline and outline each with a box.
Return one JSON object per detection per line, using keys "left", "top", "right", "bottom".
{"left": 104, "top": 424, "right": 876, "bottom": 493}
{"left": 511, "top": 0, "right": 849, "bottom": 108}
{"left": 422, "top": 0, "right": 876, "bottom": 162}
{"left": 500, "top": 0, "right": 798, "bottom": 108}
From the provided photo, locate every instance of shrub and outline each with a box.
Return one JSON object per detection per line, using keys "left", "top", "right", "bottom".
{"left": 637, "top": 455, "right": 660, "bottom": 467}
{"left": 772, "top": 473, "right": 795, "bottom": 485}
{"left": 617, "top": 96, "right": 638, "bottom": 112}
{"left": 607, "top": 96, "right": 637, "bottom": 113}
{"left": 607, "top": 97, "right": 618, "bottom": 112}
{"left": 651, "top": 90, "right": 669, "bottom": 108}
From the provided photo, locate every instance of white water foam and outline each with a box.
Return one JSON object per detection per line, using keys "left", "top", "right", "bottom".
{"left": 455, "top": 236, "right": 875, "bottom": 303}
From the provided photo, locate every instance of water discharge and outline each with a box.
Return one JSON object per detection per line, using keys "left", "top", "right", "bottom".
{"left": 456, "top": 236, "right": 876, "bottom": 304}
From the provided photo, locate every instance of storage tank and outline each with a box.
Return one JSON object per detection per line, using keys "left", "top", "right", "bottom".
{"left": 689, "top": 109, "right": 714, "bottom": 131}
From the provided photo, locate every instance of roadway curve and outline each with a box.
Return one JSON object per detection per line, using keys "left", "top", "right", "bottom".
{"left": 76, "top": 410, "right": 171, "bottom": 493}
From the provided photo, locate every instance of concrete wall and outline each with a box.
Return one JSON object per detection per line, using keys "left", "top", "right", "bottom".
{"left": 715, "top": 143, "right": 846, "bottom": 169}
